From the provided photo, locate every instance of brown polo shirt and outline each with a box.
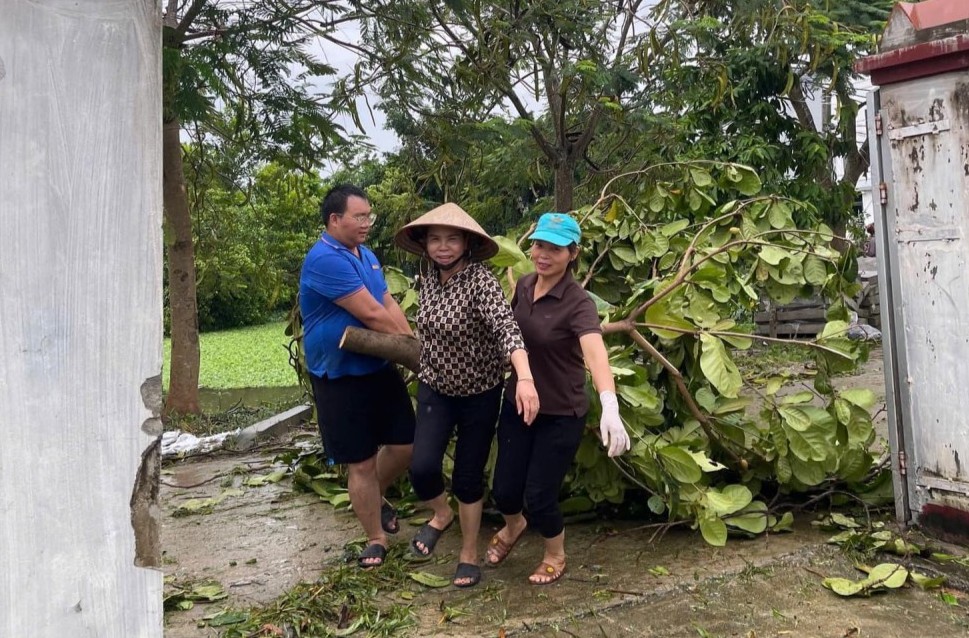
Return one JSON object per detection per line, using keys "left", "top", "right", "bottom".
{"left": 505, "top": 272, "right": 602, "bottom": 416}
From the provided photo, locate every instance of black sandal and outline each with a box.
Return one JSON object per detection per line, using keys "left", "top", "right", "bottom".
{"left": 410, "top": 518, "right": 454, "bottom": 557}
{"left": 381, "top": 501, "right": 400, "bottom": 535}
{"left": 453, "top": 562, "right": 481, "bottom": 588}
{"left": 358, "top": 543, "right": 387, "bottom": 569}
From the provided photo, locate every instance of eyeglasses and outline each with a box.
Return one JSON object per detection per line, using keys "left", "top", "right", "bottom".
{"left": 343, "top": 212, "right": 377, "bottom": 225}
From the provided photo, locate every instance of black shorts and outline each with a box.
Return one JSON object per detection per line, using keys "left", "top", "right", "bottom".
{"left": 310, "top": 365, "right": 416, "bottom": 464}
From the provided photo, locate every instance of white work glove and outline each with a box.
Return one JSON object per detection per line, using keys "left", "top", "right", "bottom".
{"left": 598, "top": 390, "right": 630, "bottom": 458}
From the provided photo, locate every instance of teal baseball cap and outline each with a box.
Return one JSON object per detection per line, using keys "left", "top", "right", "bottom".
{"left": 528, "top": 212, "right": 581, "bottom": 247}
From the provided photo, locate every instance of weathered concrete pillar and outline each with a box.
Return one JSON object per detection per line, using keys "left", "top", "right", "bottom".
{"left": 0, "top": 1, "right": 163, "bottom": 636}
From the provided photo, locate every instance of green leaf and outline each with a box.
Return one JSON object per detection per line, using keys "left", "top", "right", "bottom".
{"left": 243, "top": 469, "right": 288, "bottom": 486}
{"left": 721, "top": 333, "right": 753, "bottom": 350}
{"left": 408, "top": 571, "right": 451, "bottom": 588}
{"left": 618, "top": 383, "right": 661, "bottom": 411}
{"left": 695, "top": 387, "right": 717, "bottom": 412}
{"left": 489, "top": 234, "right": 529, "bottom": 268}
{"left": 699, "top": 516, "right": 728, "bottom": 546}
{"left": 819, "top": 320, "right": 850, "bottom": 341}
{"left": 204, "top": 610, "right": 248, "bottom": 627}
{"left": 637, "top": 232, "right": 670, "bottom": 259}
{"left": 645, "top": 299, "right": 696, "bottom": 339}
{"left": 734, "top": 167, "right": 762, "bottom": 196}
{"left": 778, "top": 406, "right": 812, "bottom": 431}
{"left": 846, "top": 417, "right": 874, "bottom": 448}
{"left": 612, "top": 245, "right": 638, "bottom": 264}
{"left": 690, "top": 167, "right": 713, "bottom": 187}
{"left": 647, "top": 495, "right": 666, "bottom": 514}
{"left": 837, "top": 448, "right": 872, "bottom": 482}
{"left": 758, "top": 245, "right": 788, "bottom": 266}
{"left": 660, "top": 219, "right": 690, "bottom": 237}
{"left": 823, "top": 577, "right": 867, "bottom": 597}
{"left": 940, "top": 592, "right": 960, "bottom": 606}
{"left": 705, "top": 484, "right": 752, "bottom": 516}
{"left": 840, "top": 389, "right": 877, "bottom": 410}
{"left": 765, "top": 377, "right": 784, "bottom": 396}
{"left": 775, "top": 454, "right": 793, "bottom": 483}
{"left": 384, "top": 268, "right": 411, "bottom": 295}
{"left": 712, "top": 396, "right": 751, "bottom": 415}
{"left": 690, "top": 450, "right": 727, "bottom": 473}
{"left": 767, "top": 200, "right": 793, "bottom": 229}
{"left": 868, "top": 563, "right": 908, "bottom": 589}
{"left": 834, "top": 398, "right": 852, "bottom": 425}
{"left": 190, "top": 584, "right": 228, "bottom": 601}
{"left": 724, "top": 501, "right": 769, "bottom": 534}
{"left": 829, "top": 513, "right": 860, "bottom": 529}
{"left": 803, "top": 255, "right": 828, "bottom": 286}
{"left": 911, "top": 572, "right": 946, "bottom": 590}
{"left": 772, "top": 511, "right": 795, "bottom": 532}
{"left": 587, "top": 291, "right": 615, "bottom": 315}
{"left": 786, "top": 424, "right": 831, "bottom": 462}
{"left": 790, "top": 456, "right": 826, "bottom": 486}
{"left": 780, "top": 391, "right": 814, "bottom": 405}
{"left": 657, "top": 446, "right": 703, "bottom": 483}
{"left": 699, "top": 334, "right": 742, "bottom": 398}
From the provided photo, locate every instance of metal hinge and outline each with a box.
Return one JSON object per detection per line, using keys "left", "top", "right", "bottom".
{"left": 874, "top": 113, "right": 883, "bottom": 136}
{"left": 879, "top": 182, "right": 888, "bottom": 205}
{"left": 898, "top": 450, "right": 907, "bottom": 477}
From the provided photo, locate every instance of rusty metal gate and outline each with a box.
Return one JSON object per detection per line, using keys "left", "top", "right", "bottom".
{"left": 859, "top": 0, "right": 969, "bottom": 541}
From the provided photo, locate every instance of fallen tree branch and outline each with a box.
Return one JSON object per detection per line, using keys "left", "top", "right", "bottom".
{"left": 339, "top": 327, "right": 420, "bottom": 373}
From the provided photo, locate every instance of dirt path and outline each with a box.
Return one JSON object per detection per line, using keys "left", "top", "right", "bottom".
{"left": 162, "top": 348, "right": 969, "bottom": 637}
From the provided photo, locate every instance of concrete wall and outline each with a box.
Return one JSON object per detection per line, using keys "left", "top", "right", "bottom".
{"left": 0, "top": 1, "right": 163, "bottom": 635}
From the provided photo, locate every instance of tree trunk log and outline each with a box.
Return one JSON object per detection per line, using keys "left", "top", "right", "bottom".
{"left": 554, "top": 161, "right": 574, "bottom": 212}
{"left": 339, "top": 327, "right": 421, "bottom": 373}
{"left": 163, "top": 116, "right": 201, "bottom": 416}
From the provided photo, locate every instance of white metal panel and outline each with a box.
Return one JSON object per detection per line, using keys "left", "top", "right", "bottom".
{"left": 0, "top": 1, "right": 163, "bottom": 636}
{"left": 868, "top": 90, "right": 912, "bottom": 523}
{"left": 879, "top": 71, "right": 969, "bottom": 517}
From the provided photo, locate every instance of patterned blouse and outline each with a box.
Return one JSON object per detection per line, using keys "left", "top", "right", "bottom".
{"left": 417, "top": 260, "right": 526, "bottom": 397}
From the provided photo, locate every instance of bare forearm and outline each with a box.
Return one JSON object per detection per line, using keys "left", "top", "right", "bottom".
{"left": 509, "top": 349, "right": 533, "bottom": 380}
{"left": 580, "top": 334, "right": 615, "bottom": 394}
{"left": 383, "top": 293, "right": 415, "bottom": 337}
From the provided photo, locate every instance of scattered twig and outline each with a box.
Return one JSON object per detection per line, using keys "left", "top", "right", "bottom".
{"left": 160, "top": 474, "right": 223, "bottom": 490}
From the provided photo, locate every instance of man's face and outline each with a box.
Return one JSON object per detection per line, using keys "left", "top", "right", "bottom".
{"left": 329, "top": 195, "right": 374, "bottom": 248}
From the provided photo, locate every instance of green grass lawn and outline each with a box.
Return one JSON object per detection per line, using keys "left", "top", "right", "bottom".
{"left": 163, "top": 321, "right": 298, "bottom": 390}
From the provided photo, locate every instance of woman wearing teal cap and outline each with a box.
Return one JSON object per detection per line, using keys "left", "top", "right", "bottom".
{"left": 486, "top": 212, "right": 630, "bottom": 584}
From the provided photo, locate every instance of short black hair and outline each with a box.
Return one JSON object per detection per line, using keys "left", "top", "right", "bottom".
{"left": 321, "top": 184, "right": 369, "bottom": 226}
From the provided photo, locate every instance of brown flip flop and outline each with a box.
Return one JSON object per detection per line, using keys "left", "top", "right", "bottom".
{"left": 485, "top": 526, "right": 526, "bottom": 566}
{"left": 528, "top": 561, "right": 565, "bottom": 585}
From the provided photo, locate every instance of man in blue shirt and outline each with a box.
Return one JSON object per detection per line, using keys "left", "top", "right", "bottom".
{"left": 300, "top": 184, "right": 415, "bottom": 568}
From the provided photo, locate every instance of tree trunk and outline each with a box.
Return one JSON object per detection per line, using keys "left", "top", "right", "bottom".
{"left": 554, "top": 161, "right": 574, "bottom": 212}
{"left": 163, "top": 116, "right": 201, "bottom": 416}
{"left": 339, "top": 327, "right": 420, "bottom": 373}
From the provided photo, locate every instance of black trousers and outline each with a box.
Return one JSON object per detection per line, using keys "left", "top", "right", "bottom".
{"left": 492, "top": 400, "right": 586, "bottom": 539}
{"left": 409, "top": 382, "right": 502, "bottom": 504}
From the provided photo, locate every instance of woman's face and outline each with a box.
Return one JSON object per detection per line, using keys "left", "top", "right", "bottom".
{"left": 425, "top": 225, "right": 468, "bottom": 268}
{"left": 530, "top": 240, "right": 575, "bottom": 278}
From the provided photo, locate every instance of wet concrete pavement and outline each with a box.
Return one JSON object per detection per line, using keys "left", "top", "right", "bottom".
{"left": 162, "top": 439, "right": 969, "bottom": 638}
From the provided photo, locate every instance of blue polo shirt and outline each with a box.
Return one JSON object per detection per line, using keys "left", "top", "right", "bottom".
{"left": 299, "top": 233, "right": 390, "bottom": 379}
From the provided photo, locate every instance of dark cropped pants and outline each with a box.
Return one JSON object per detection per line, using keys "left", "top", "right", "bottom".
{"left": 491, "top": 399, "right": 586, "bottom": 539}
{"left": 409, "top": 382, "right": 502, "bottom": 505}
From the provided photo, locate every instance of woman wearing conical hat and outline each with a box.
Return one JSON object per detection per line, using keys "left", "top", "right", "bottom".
{"left": 394, "top": 203, "right": 539, "bottom": 588}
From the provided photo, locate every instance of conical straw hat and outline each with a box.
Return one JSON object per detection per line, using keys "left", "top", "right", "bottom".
{"left": 394, "top": 203, "right": 499, "bottom": 261}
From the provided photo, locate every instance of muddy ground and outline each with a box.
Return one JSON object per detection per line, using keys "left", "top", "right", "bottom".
{"left": 162, "top": 347, "right": 969, "bottom": 637}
